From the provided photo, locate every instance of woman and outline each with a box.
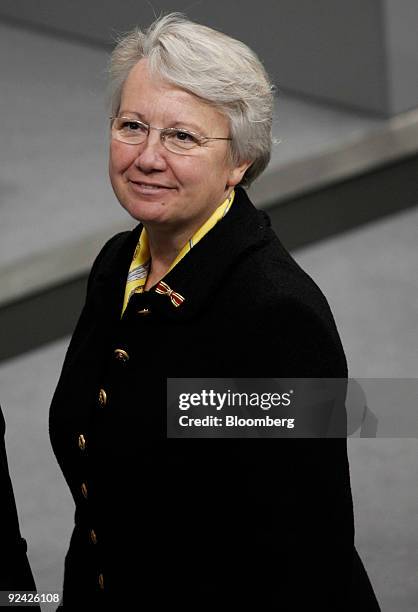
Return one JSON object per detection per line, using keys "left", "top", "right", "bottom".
{"left": 50, "top": 13, "right": 380, "bottom": 610}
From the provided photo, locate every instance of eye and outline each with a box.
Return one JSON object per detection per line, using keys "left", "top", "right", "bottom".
{"left": 173, "top": 130, "right": 200, "bottom": 144}
{"left": 175, "top": 130, "right": 193, "bottom": 141}
{"left": 121, "top": 120, "right": 147, "bottom": 133}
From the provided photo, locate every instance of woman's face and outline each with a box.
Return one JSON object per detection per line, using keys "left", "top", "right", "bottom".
{"left": 109, "top": 59, "right": 249, "bottom": 233}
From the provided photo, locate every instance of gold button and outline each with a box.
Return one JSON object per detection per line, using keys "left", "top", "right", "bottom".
{"left": 98, "top": 388, "right": 107, "bottom": 407}
{"left": 81, "top": 483, "right": 88, "bottom": 499}
{"left": 98, "top": 573, "right": 104, "bottom": 590}
{"left": 137, "top": 308, "right": 151, "bottom": 315}
{"left": 114, "top": 348, "right": 129, "bottom": 362}
{"left": 90, "top": 529, "right": 97, "bottom": 544}
{"left": 78, "top": 434, "right": 86, "bottom": 451}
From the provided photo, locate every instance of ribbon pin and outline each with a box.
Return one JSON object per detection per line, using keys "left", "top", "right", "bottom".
{"left": 155, "top": 281, "right": 185, "bottom": 308}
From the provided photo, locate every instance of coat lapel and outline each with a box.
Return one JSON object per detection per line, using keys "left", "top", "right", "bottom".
{"left": 92, "top": 187, "right": 270, "bottom": 322}
{"left": 148, "top": 187, "right": 270, "bottom": 320}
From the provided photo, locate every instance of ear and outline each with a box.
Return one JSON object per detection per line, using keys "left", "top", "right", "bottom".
{"left": 226, "top": 160, "right": 253, "bottom": 188}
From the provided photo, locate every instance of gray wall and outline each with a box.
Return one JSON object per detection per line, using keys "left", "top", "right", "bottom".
{"left": 1, "top": 0, "right": 418, "bottom": 116}
{"left": 384, "top": 0, "right": 418, "bottom": 115}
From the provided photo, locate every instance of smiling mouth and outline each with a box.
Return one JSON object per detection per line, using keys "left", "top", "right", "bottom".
{"left": 131, "top": 181, "right": 173, "bottom": 191}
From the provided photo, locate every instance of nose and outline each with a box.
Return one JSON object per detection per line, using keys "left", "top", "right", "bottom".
{"left": 133, "top": 129, "right": 168, "bottom": 173}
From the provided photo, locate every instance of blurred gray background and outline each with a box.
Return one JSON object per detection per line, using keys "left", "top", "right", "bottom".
{"left": 0, "top": 1, "right": 417, "bottom": 610}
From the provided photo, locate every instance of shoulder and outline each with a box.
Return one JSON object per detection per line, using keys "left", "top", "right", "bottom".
{"left": 232, "top": 189, "right": 335, "bottom": 315}
{"left": 226, "top": 209, "right": 347, "bottom": 376}
{"left": 233, "top": 218, "right": 335, "bottom": 325}
{"left": 57, "top": 229, "right": 137, "bottom": 369}
{"left": 85, "top": 227, "right": 140, "bottom": 295}
{"left": 88, "top": 230, "right": 132, "bottom": 281}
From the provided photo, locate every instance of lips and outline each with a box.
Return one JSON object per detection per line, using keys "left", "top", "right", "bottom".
{"left": 130, "top": 179, "right": 173, "bottom": 189}
{"left": 128, "top": 180, "right": 175, "bottom": 195}
{"left": 136, "top": 182, "right": 170, "bottom": 189}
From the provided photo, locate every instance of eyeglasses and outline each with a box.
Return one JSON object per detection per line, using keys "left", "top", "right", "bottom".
{"left": 110, "top": 116, "right": 232, "bottom": 155}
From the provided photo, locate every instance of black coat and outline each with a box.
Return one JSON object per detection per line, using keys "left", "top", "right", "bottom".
{"left": 0, "top": 406, "right": 40, "bottom": 610}
{"left": 49, "top": 187, "right": 380, "bottom": 610}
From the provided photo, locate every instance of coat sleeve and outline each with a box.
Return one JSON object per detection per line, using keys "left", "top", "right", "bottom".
{"left": 238, "top": 296, "right": 355, "bottom": 609}
{"left": 0, "top": 408, "right": 41, "bottom": 609}
{"left": 259, "top": 294, "right": 348, "bottom": 377}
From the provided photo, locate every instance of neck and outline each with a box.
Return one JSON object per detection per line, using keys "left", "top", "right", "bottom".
{"left": 145, "top": 224, "right": 191, "bottom": 268}
{"left": 142, "top": 187, "right": 235, "bottom": 288}
{"left": 140, "top": 223, "right": 193, "bottom": 290}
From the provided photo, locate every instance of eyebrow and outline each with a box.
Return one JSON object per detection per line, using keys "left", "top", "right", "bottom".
{"left": 118, "top": 110, "right": 205, "bottom": 134}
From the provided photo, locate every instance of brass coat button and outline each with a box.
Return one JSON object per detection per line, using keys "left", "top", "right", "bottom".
{"left": 81, "top": 483, "right": 88, "bottom": 499}
{"left": 114, "top": 348, "right": 130, "bottom": 362}
{"left": 90, "top": 529, "right": 97, "bottom": 544}
{"left": 137, "top": 308, "right": 151, "bottom": 315}
{"left": 78, "top": 434, "right": 86, "bottom": 451}
{"left": 98, "top": 573, "right": 104, "bottom": 590}
{"left": 98, "top": 388, "right": 107, "bottom": 407}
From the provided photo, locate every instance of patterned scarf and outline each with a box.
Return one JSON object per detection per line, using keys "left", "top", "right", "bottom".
{"left": 121, "top": 189, "right": 235, "bottom": 315}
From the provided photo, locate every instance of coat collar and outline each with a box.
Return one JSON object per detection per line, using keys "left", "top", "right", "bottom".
{"left": 95, "top": 187, "right": 271, "bottom": 322}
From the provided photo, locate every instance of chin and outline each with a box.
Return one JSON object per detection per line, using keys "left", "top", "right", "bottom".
{"left": 120, "top": 199, "right": 170, "bottom": 224}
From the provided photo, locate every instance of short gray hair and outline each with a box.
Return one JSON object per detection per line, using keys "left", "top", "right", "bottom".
{"left": 108, "top": 13, "right": 274, "bottom": 187}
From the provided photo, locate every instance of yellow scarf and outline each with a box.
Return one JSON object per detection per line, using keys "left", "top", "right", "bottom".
{"left": 121, "top": 189, "right": 235, "bottom": 315}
